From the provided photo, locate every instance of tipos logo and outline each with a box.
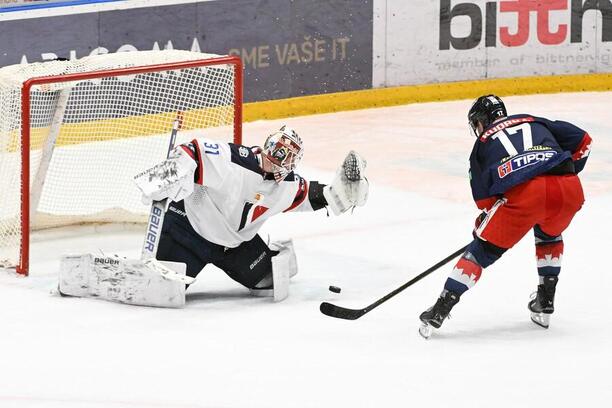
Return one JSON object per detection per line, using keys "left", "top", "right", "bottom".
{"left": 498, "top": 151, "right": 557, "bottom": 178}
{"left": 440, "top": 0, "right": 612, "bottom": 50}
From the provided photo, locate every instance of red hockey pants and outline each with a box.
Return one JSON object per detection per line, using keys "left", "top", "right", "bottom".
{"left": 476, "top": 174, "right": 584, "bottom": 249}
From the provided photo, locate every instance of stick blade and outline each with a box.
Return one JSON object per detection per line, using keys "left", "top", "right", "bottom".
{"left": 319, "top": 302, "right": 366, "bottom": 320}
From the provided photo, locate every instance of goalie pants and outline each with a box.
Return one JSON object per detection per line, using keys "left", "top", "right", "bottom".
{"left": 156, "top": 201, "right": 278, "bottom": 289}
{"left": 445, "top": 174, "right": 584, "bottom": 295}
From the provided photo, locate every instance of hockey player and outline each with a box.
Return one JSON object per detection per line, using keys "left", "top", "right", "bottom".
{"left": 59, "top": 126, "right": 368, "bottom": 307}
{"left": 136, "top": 125, "right": 369, "bottom": 301}
{"left": 419, "top": 95, "right": 591, "bottom": 338}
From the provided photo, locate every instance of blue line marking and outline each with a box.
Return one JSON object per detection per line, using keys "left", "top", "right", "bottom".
{"left": 0, "top": 0, "right": 124, "bottom": 13}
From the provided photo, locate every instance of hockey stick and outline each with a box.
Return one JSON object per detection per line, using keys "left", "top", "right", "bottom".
{"left": 319, "top": 244, "right": 468, "bottom": 320}
{"left": 140, "top": 114, "right": 182, "bottom": 260}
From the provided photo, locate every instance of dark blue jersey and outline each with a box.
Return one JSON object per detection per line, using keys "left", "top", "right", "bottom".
{"left": 469, "top": 114, "right": 592, "bottom": 209}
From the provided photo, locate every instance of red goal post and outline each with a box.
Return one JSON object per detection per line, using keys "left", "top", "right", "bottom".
{"left": 0, "top": 51, "right": 243, "bottom": 276}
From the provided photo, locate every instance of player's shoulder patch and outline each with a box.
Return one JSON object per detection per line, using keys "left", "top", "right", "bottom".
{"left": 229, "top": 143, "right": 263, "bottom": 175}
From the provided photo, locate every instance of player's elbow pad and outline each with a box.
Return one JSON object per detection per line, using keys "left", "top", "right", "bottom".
{"left": 573, "top": 159, "right": 585, "bottom": 174}
{"left": 571, "top": 133, "right": 592, "bottom": 173}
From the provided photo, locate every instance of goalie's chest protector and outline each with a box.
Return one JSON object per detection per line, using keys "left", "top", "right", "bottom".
{"left": 183, "top": 140, "right": 301, "bottom": 248}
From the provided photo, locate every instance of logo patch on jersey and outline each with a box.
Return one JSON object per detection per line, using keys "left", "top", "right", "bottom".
{"left": 498, "top": 161, "right": 513, "bottom": 178}
{"left": 239, "top": 146, "right": 249, "bottom": 158}
{"left": 497, "top": 149, "right": 557, "bottom": 178}
{"left": 251, "top": 205, "right": 269, "bottom": 222}
{"left": 238, "top": 193, "right": 268, "bottom": 231}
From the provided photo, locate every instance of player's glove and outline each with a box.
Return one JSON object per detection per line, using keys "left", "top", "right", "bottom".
{"left": 323, "top": 151, "right": 369, "bottom": 215}
{"left": 475, "top": 211, "right": 487, "bottom": 229}
{"left": 472, "top": 211, "right": 488, "bottom": 240}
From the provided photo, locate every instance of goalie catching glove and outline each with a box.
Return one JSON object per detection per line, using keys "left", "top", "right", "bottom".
{"left": 134, "top": 146, "right": 197, "bottom": 205}
{"left": 323, "top": 151, "right": 369, "bottom": 215}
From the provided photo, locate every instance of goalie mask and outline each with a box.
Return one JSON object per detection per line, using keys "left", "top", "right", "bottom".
{"left": 262, "top": 126, "right": 304, "bottom": 182}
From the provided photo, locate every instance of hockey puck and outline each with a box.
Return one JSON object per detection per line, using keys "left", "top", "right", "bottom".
{"left": 328, "top": 285, "right": 342, "bottom": 293}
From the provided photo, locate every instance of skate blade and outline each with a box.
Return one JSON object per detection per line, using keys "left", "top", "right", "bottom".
{"left": 530, "top": 312, "right": 550, "bottom": 328}
{"left": 419, "top": 323, "right": 434, "bottom": 339}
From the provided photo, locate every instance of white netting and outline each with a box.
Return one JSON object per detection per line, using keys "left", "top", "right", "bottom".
{"left": 0, "top": 50, "right": 239, "bottom": 271}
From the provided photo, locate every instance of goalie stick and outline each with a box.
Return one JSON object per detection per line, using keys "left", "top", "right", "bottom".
{"left": 319, "top": 244, "right": 468, "bottom": 320}
{"left": 140, "top": 113, "right": 182, "bottom": 260}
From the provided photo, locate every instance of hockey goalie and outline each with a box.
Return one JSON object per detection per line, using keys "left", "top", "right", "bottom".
{"left": 58, "top": 126, "right": 369, "bottom": 307}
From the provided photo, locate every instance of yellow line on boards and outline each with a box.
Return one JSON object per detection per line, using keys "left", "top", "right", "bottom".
{"left": 243, "top": 73, "right": 612, "bottom": 121}
{"left": 9, "top": 73, "right": 610, "bottom": 152}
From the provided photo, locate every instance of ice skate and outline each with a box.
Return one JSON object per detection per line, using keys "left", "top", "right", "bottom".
{"left": 418, "top": 323, "right": 434, "bottom": 339}
{"left": 419, "top": 290, "right": 460, "bottom": 339}
{"left": 528, "top": 276, "right": 558, "bottom": 328}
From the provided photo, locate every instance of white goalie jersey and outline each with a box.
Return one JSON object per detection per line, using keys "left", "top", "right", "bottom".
{"left": 172, "top": 137, "right": 314, "bottom": 248}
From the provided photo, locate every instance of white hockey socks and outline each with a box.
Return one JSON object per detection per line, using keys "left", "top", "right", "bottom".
{"left": 59, "top": 254, "right": 191, "bottom": 308}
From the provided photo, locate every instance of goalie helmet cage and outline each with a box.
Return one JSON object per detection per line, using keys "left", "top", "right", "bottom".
{"left": 0, "top": 50, "right": 243, "bottom": 276}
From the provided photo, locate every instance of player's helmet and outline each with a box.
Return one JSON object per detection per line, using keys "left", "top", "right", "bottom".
{"left": 262, "top": 125, "right": 304, "bottom": 182}
{"left": 468, "top": 95, "right": 507, "bottom": 137}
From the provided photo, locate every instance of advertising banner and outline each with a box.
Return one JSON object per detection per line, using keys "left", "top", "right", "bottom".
{"left": 375, "top": 0, "right": 612, "bottom": 87}
{"left": 0, "top": 0, "right": 373, "bottom": 102}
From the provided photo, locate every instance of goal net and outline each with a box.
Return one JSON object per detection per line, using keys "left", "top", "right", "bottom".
{"left": 0, "top": 50, "right": 243, "bottom": 275}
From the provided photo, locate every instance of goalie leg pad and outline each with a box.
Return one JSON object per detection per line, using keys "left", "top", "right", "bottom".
{"left": 59, "top": 254, "right": 187, "bottom": 308}
{"left": 269, "top": 239, "right": 298, "bottom": 278}
{"left": 249, "top": 239, "right": 298, "bottom": 302}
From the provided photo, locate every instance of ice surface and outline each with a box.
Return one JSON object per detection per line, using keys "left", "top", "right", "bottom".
{"left": 1, "top": 93, "right": 610, "bottom": 408}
